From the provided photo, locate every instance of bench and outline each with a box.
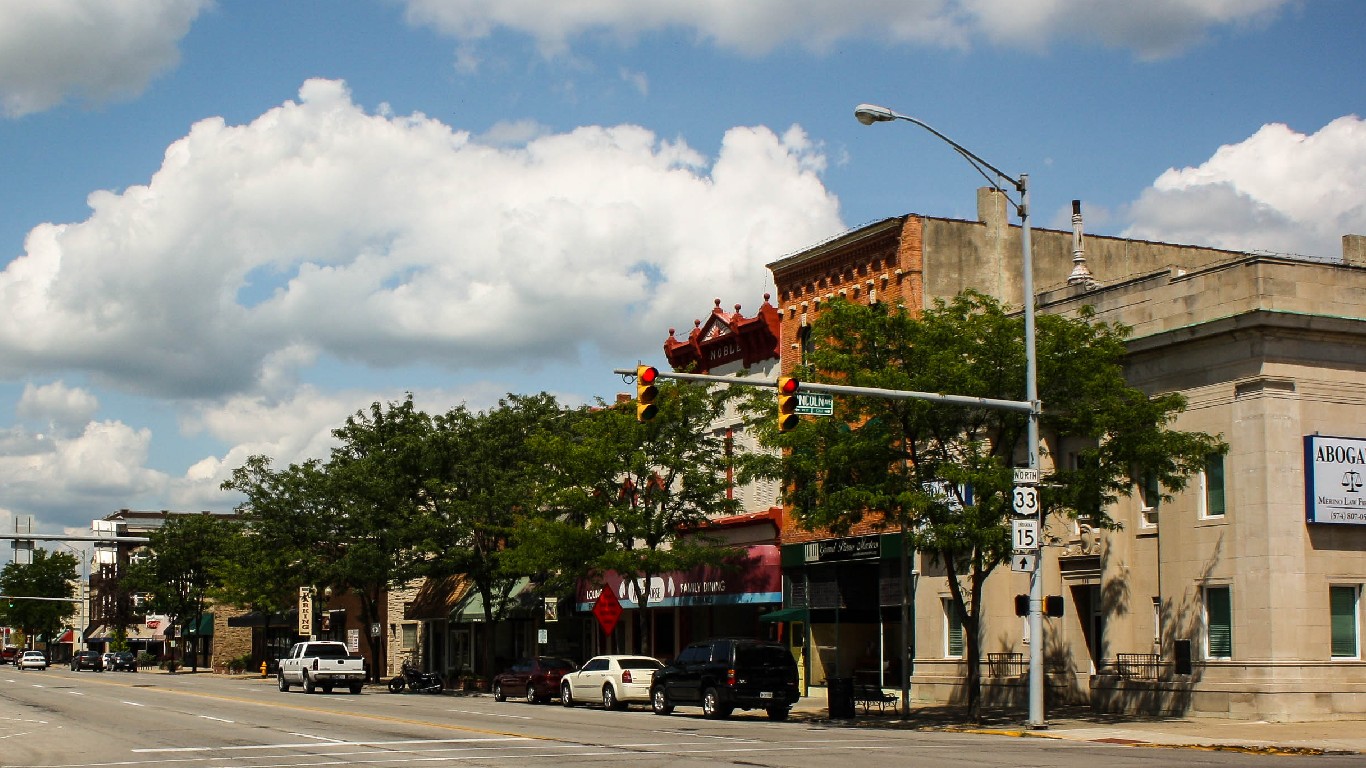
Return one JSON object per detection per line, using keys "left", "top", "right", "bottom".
{"left": 852, "top": 671, "right": 899, "bottom": 713}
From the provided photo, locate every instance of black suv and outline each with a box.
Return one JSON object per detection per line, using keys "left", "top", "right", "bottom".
{"left": 70, "top": 650, "right": 104, "bottom": 672}
{"left": 650, "top": 638, "right": 799, "bottom": 720}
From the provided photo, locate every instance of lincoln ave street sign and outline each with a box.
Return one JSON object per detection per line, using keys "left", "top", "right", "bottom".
{"left": 795, "top": 392, "right": 834, "bottom": 416}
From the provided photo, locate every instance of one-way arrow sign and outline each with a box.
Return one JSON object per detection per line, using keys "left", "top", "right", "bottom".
{"left": 1010, "top": 553, "right": 1037, "bottom": 573}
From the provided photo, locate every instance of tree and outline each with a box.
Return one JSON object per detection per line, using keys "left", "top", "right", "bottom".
{"left": 220, "top": 456, "right": 338, "bottom": 642}
{"left": 312, "top": 395, "right": 436, "bottom": 680}
{"left": 535, "top": 379, "right": 741, "bottom": 655}
{"left": 124, "top": 514, "right": 235, "bottom": 671}
{"left": 753, "top": 292, "right": 1225, "bottom": 722}
{"left": 415, "top": 392, "right": 566, "bottom": 679}
{"left": 0, "top": 550, "right": 79, "bottom": 649}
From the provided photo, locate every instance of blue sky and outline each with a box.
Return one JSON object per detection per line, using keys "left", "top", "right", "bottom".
{"left": 1, "top": 0, "right": 1363, "bottom": 547}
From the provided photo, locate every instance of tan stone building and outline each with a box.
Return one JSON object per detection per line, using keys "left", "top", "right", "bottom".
{"left": 767, "top": 189, "right": 1366, "bottom": 720}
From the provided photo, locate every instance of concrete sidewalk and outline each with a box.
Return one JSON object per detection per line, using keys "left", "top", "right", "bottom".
{"left": 788, "top": 698, "right": 1365, "bottom": 755}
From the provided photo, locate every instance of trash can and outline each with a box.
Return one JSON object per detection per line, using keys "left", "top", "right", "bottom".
{"left": 827, "top": 677, "right": 855, "bottom": 718}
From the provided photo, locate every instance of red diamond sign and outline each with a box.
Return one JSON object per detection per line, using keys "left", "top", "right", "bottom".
{"left": 592, "top": 587, "right": 623, "bottom": 636}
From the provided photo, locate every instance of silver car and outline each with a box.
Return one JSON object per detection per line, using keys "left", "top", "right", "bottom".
{"left": 560, "top": 655, "right": 663, "bottom": 710}
{"left": 17, "top": 651, "right": 48, "bottom": 670}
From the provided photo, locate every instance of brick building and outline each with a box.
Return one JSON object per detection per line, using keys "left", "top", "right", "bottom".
{"left": 765, "top": 189, "right": 1366, "bottom": 719}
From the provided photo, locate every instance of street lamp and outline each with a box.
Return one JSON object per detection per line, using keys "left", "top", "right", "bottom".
{"left": 854, "top": 103, "right": 1045, "bottom": 728}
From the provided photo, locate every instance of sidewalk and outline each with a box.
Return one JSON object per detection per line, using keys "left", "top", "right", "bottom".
{"left": 788, "top": 699, "right": 1365, "bottom": 755}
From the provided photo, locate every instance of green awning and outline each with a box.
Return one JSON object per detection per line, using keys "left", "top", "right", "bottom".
{"left": 451, "top": 578, "right": 530, "bottom": 623}
{"left": 182, "top": 613, "right": 214, "bottom": 637}
{"left": 758, "top": 606, "right": 808, "bottom": 623}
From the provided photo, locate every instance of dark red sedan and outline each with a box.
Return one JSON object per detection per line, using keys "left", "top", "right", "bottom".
{"left": 492, "top": 656, "right": 576, "bottom": 704}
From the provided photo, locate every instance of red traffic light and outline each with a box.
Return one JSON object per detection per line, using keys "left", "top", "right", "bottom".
{"left": 778, "top": 376, "right": 799, "bottom": 394}
{"left": 638, "top": 366, "right": 658, "bottom": 385}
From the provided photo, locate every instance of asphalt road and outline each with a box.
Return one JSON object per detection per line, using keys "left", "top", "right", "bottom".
{"left": 0, "top": 668, "right": 1357, "bottom": 767}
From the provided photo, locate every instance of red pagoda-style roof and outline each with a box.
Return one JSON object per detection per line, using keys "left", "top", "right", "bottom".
{"left": 663, "top": 295, "right": 781, "bottom": 373}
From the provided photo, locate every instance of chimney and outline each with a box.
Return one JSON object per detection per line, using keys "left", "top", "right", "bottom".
{"left": 978, "top": 187, "right": 1008, "bottom": 232}
{"left": 1067, "top": 199, "right": 1098, "bottom": 287}
{"left": 1344, "top": 234, "right": 1366, "bottom": 267}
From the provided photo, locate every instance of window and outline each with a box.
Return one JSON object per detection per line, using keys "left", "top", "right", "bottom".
{"left": 1331, "top": 585, "right": 1360, "bottom": 659}
{"left": 944, "top": 598, "right": 964, "bottom": 658}
{"left": 1140, "top": 474, "right": 1160, "bottom": 528}
{"left": 1204, "top": 586, "right": 1232, "bottom": 659}
{"left": 400, "top": 623, "right": 417, "bottom": 650}
{"left": 1152, "top": 596, "right": 1162, "bottom": 644}
{"left": 1201, "top": 454, "right": 1226, "bottom": 518}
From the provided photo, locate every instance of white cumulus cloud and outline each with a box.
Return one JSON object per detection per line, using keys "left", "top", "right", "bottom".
{"left": 0, "top": 0, "right": 209, "bottom": 117}
{"left": 16, "top": 381, "right": 98, "bottom": 435}
{"left": 399, "top": 0, "right": 1292, "bottom": 58}
{"left": 0, "top": 77, "right": 841, "bottom": 401}
{"left": 1124, "top": 116, "right": 1366, "bottom": 258}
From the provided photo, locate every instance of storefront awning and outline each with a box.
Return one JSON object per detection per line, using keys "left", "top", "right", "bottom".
{"left": 406, "top": 574, "right": 473, "bottom": 620}
{"left": 576, "top": 544, "right": 782, "bottom": 611}
{"left": 451, "top": 577, "right": 530, "bottom": 623}
{"left": 758, "top": 606, "right": 808, "bottom": 623}
{"left": 56, "top": 629, "right": 74, "bottom": 643}
{"left": 181, "top": 613, "right": 214, "bottom": 637}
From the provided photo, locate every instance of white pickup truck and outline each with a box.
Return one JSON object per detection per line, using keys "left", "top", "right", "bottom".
{"left": 277, "top": 641, "right": 367, "bottom": 694}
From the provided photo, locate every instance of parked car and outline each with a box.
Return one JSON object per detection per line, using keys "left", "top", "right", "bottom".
{"left": 102, "top": 652, "right": 118, "bottom": 670}
{"left": 71, "top": 650, "right": 105, "bottom": 672}
{"left": 650, "top": 638, "right": 800, "bottom": 720}
{"left": 17, "top": 650, "right": 48, "bottom": 671}
{"left": 492, "top": 656, "right": 576, "bottom": 704}
{"left": 1, "top": 646, "right": 18, "bottom": 665}
{"left": 277, "top": 641, "right": 367, "bottom": 694}
{"left": 560, "top": 655, "right": 663, "bottom": 710}
{"left": 108, "top": 651, "right": 139, "bottom": 672}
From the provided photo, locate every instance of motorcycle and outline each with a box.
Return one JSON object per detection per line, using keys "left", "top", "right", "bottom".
{"left": 388, "top": 659, "right": 443, "bottom": 694}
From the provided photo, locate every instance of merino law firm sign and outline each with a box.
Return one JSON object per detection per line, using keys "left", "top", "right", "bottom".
{"left": 1305, "top": 435, "right": 1366, "bottom": 524}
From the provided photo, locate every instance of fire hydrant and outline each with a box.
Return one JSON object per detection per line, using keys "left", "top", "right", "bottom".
{"left": 260, "top": 661, "right": 268, "bottom": 677}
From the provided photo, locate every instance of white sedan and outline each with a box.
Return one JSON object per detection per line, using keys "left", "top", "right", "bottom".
{"left": 560, "top": 655, "right": 663, "bottom": 710}
{"left": 17, "top": 651, "right": 48, "bottom": 670}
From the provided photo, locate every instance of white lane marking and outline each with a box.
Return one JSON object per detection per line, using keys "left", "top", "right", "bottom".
{"left": 285, "top": 732, "right": 346, "bottom": 742}
{"left": 121, "top": 700, "right": 145, "bottom": 707}
{"left": 198, "top": 715, "right": 234, "bottom": 723}
{"left": 135, "top": 736, "right": 531, "bottom": 753}
{"left": 447, "top": 708, "right": 532, "bottom": 720}
{"left": 68, "top": 691, "right": 85, "bottom": 696}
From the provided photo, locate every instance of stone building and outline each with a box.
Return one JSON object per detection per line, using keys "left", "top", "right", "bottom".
{"left": 766, "top": 189, "right": 1366, "bottom": 720}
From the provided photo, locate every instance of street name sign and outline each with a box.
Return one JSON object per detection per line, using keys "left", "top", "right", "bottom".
{"left": 795, "top": 392, "right": 834, "bottom": 416}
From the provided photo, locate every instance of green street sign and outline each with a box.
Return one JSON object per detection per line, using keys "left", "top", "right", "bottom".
{"left": 795, "top": 392, "right": 834, "bottom": 416}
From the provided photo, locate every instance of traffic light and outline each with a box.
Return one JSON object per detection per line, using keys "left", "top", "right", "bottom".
{"left": 635, "top": 365, "right": 659, "bottom": 422}
{"left": 777, "top": 376, "right": 800, "bottom": 432}
{"left": 1045, "top": 595, "right": 1064, "bottom": 618}
{"left": 1014, "top": 594, "right": 1029, "bottom": 617}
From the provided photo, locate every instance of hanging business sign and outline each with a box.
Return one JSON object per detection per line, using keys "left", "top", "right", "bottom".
{"left": 803, "top": 534, "right": 881, "bottom": 563}
{"left": 297, "top": 587, "right": 314, "bottom": 635}
{"left": 1305, "top": 434, "right": 1366, "bottom": 524}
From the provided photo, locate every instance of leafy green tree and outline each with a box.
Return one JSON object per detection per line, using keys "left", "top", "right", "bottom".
{"left": 416, "top": 392, "right": 566, "bottom": 679}
{"left": 535, "top": 379, "right": 741, "bottom": 655}
{"left": 124, "top": 514, "right": 235, "bottom": 671}
{"left": 220, "top": 456, "right": 335, "bottom": 635}
{"left": 313, "top": 395, "right": 436, "bottom": 680}
{"left": 749, "top": 292, "right": 1225, "bottom": 721}
{"left": 0, "top": 550, "right": 79, "bottom": 649}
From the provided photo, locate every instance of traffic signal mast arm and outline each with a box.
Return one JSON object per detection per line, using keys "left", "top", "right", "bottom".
{"left": 615, "top": 368, "right": 1037, "bottom": 415}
